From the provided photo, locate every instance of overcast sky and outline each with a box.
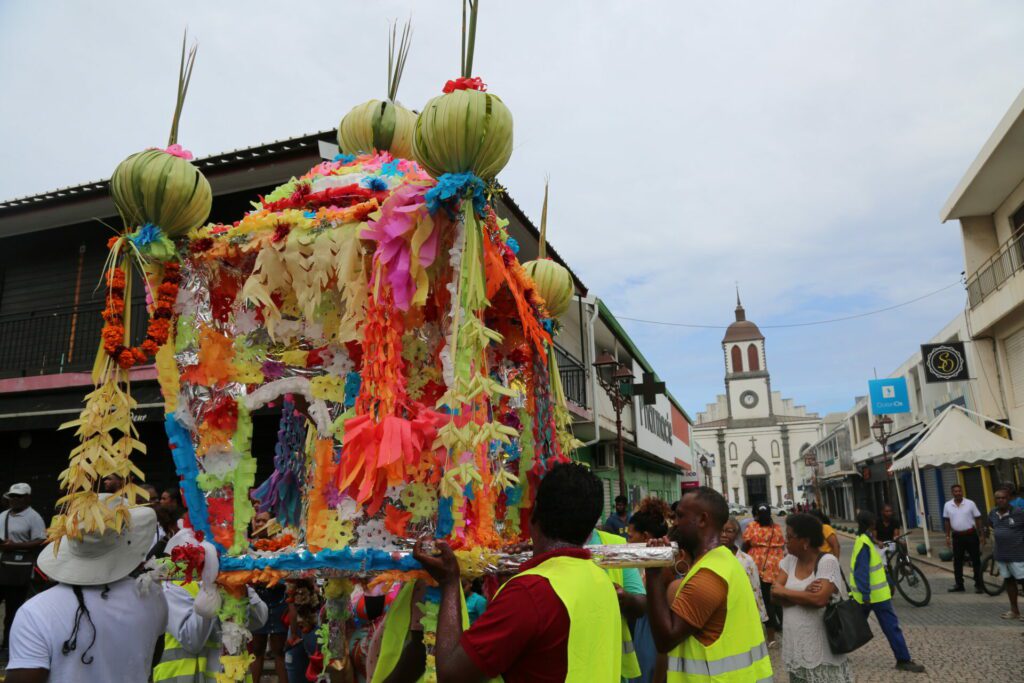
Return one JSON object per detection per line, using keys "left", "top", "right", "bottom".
{"left": 2, "top": 1, "right": 1023, "bottom": 418}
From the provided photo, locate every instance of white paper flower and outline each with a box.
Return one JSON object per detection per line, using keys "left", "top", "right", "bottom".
{"left": 357, "top": 518, "right": 399, "bottom": 550}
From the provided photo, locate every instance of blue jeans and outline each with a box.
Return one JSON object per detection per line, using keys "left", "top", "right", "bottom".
{"left": 861, "top": 600, "right": 911, "bottom": 663}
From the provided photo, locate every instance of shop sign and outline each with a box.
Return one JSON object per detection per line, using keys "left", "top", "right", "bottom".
{"left": 921, "top": 342, "right": 969, "bottom": 383}
{"left": 869, "top": 378, "right": 910, "bottom": 414}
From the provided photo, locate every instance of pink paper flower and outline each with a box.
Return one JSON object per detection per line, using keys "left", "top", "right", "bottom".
{"left": 164, "top": 144, "right": 194, "bottom": 160}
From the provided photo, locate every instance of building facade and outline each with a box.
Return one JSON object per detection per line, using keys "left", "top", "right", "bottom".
{"left": 813, "top": 312, "right": 1022, "bottom": 529}
{"left": 693, "top": 297, "right": 823, "bottom": 508}
{"left": 943, "top": 88, "right": 1024, "bottom": 442}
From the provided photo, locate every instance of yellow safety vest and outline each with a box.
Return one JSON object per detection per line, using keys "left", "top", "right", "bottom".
{"left": 595, "top": 529, "right": 643, "bottom": 679}
{"left": 497, "top": 554, "right": 621, "bottom": 683}
{"left": 667, "top": 546, "right": 772, "bottom": 683}
{"left": 371, "top": 582, "right": 473, "bottom": 683}
{"left": 849, "top": 534, "right": 892, "bottom": 604}
{"left": 153, "top": 581, "right": 253, "bottom": 683}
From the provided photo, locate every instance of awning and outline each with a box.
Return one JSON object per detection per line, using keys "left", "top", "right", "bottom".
{"left": 821, "top": 470, "right": 860, "bottom": 481}
{"left": 890, "top": 405, "right": 1024, "bottom": 472}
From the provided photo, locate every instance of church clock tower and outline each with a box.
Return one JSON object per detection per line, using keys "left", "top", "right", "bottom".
{"left": 723, "top": 293, "right": 771, "bottom": 422}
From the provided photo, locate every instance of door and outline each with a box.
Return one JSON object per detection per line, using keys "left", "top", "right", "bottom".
{"left": 960, "top": 467, "right": 987, "bottom": 516}
{"left": 745, "top": 475, "right": 768, "bottom": 509}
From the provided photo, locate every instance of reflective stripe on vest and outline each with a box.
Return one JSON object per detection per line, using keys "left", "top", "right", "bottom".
{"left": 498, "top": 555, "right": 621, "bottom": 682}
{"left": 666, "top": 545, "right": 773, "bottom": 683}
{"left": 371, "top": 582, "right": 473, "bottom": 683}
{"left": 594, "top": 530, "right": 642, "bottom": 679}
{"left": 849, "top": 535, "right": 892, "bottom": 604}
{"left": 153, "top": 582, "right": 214, "bottom": 683}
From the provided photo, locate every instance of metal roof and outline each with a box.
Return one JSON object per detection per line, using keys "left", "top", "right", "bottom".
{"left": 0, "top": 131, "right": 330, "bottom": 213}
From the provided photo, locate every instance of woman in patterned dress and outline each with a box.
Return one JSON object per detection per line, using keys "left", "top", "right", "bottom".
{"left": 742, "top": 504, "right": 786, "bottom": 645}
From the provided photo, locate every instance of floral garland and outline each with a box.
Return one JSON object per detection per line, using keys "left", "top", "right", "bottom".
{"left": 101, "top": 261, "right": 180, "bottom": 369}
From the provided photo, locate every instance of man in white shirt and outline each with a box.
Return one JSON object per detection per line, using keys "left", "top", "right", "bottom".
{"left": 5, "top": 494, "right": 168, "bottom": 683}
{"left": 943, "top": 484, "right": 987, "bottom": 594}
{"left": 0, "top": 483, "right": 47, "bottom": 654}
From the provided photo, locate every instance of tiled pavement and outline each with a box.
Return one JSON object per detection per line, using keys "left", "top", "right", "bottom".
{"left": 768, "top": 532, "right": 1022, "bottom": 682}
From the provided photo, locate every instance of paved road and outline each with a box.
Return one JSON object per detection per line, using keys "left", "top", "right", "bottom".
{"left": 768, "top": 532, "right": 1022, "bottom": 681}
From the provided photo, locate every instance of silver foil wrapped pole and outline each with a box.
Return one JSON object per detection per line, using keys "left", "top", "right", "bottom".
{"left": 493, "top": 543, "right": 678, "bottom": 574}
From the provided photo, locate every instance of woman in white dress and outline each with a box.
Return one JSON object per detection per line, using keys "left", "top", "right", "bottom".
{"left": 772, "top": 513, "right": 854, "bottom": 683}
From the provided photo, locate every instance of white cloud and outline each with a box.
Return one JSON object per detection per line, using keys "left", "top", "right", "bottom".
{"left": 2, "top": 1, "right": 1022, "bottom": 415}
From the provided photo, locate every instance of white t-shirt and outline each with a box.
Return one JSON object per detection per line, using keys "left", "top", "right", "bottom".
{"left": 943, "top": 498, "right": 981, "bottom": 532}
{"left": 8, "top": 577, "right": 168, "bottom": 683}
{"left": 0, "top": 507, "right": 47, "bottom": 543}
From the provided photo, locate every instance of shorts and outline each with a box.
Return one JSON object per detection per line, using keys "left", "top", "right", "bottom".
{"left": 996, "top": 560, "right": 1024, "bottom": 581}
{"left": 253, "top": 599, "right": 288, "bottom": 635}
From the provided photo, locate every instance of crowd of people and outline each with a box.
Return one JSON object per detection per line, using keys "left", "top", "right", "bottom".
{"left": 0, "top": 470, "right": 1020, "bottom": 682}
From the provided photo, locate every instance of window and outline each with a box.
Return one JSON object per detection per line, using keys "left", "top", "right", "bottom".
{"left": 731, "top": 345, "right": 743, "bottom": 373}
{"left": 747, "top": 344, "right": 760, "bottom": 371}
{"left": 729, "top": 443, "right": 738, "bottom": 461}
{"left": 1013, "top": 202, "right": 1024, "bottom": 235}
{"left": 771, "top": 440, "right": 780, "bottom": 461}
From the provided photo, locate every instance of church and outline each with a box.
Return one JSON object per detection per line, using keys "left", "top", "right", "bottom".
{"left": 693, "top": 296, "right": 823, "bottom": 508}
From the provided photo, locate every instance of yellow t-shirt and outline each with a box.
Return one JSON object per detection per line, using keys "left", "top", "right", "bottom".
{"left": 819, "top": 524, "right": 836, "bottom": 553}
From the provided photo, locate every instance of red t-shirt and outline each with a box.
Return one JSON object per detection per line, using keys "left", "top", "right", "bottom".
{"left": 460, "top": 547, "right": 591, "bottom": 682}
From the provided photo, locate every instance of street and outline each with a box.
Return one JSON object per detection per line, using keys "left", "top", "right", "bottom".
{"left": 768, "top": 532, "right": 1022, "bottom": 681}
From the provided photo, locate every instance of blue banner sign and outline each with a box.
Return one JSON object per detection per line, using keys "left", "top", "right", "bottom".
{"left": 869, "top": 378, "right": 911, "bottom": 414}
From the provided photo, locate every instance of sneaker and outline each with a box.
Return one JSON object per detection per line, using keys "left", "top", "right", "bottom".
{"left": 895, "top": 661, "right": 926, "bottom": 673}
{"left": 947, "top": 585, "right": 965, "bottom": 592}
{"left": 1000, "top": 610, "right": 1020, "bottom": 619}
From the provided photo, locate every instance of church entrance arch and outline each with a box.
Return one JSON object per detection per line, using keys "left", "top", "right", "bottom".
{"left": 742, "top": 453, "right": 771, "bottom": 509}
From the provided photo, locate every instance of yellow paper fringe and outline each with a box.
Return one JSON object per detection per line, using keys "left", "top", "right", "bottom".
{"left": 49, "top": 371, "right": 146, "bottom": 547}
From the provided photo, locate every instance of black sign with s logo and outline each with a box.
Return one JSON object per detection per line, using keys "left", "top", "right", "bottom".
{"left": 921, "top": 342, "right": 969, "bottom": 383}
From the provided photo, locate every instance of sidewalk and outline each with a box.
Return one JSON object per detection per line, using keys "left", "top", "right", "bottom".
{"left": 829, "top": 519, "right": 988, "bottom": 577}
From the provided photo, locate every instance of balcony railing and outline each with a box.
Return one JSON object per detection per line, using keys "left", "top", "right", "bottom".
{"left": 966, "top": 228, "right": 1024, "bottom": 308}
{"left": 554, "top": 345, "right": 587, "bottom": 409}
{"left": 0, "top": 301, "right": 148, "bottom": 379}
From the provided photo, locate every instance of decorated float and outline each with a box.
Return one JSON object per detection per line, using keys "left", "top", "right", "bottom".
{"left": 50, "top": 6, "right": 674, "bottom": 682}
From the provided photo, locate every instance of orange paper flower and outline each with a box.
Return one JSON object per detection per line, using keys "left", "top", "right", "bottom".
{"left": 384, "top": 504, "right": 412, "bottom": 537}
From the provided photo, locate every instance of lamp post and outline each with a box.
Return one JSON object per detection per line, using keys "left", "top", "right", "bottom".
{"left": 804, "top": 448, "right": 822, "bottom": 511}
{"left": 593, "top": 351, "right": 634, "bottom": 499}
{"left": 699, "top": 454, "right": 711, "bottom": 487}
{"left": 871, "top": 415, "right": 895, "bottom": 505}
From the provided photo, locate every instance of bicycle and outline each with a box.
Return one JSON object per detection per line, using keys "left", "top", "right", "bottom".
{"left": 882, "top": 534, "right": 931, "bottom": 607}
{"left": 980, "top": 552, "right": 1006, "bottom": 595}
{"left": 980, "top": 551, "right": 1024, "bottom": 596}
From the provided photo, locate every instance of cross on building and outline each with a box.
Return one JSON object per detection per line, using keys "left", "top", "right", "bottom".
{"left": 749, "top": 435, "right": 758, "bottom": 452}
{"left": 632, "top": 371, "right": 666, "bottom": 405}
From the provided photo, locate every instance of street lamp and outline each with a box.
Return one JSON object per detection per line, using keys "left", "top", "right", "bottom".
{"left": 804, "top": 448, "right": 822, "bottom": 511}
{"left": 594, "top": 352, "right": 633, "bottom": 499}
{"left": 871, "top": 415, "right": 894, "bottom": 445}
{"left": 699, "top": 454, "right": 710, "bottom": 487}
{"left": 872, "top": 415, "right": 895, "bottom": 504}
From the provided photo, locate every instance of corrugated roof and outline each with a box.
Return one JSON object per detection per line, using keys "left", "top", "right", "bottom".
{"left": 0, "top": 131, "right": 330, "bottom": 212}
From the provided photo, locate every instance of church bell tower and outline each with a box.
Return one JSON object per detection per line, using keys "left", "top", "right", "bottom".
{"left": 722, "top": 292, "right": 771, "bottom": 421}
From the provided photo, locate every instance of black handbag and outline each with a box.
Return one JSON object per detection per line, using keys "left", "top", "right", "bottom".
{"left": 0, "top": 513, "right": 38, "bottom": 586}
{"left": 815, "top": 554, "right": 873, "bottom": 654}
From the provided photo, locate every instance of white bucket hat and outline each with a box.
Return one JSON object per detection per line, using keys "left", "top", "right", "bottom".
{"left": 38, "top": 494, "right": 156, "bottom": 587}
{"left": 4, "top": 483, "right": 31, "bottom": 498}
